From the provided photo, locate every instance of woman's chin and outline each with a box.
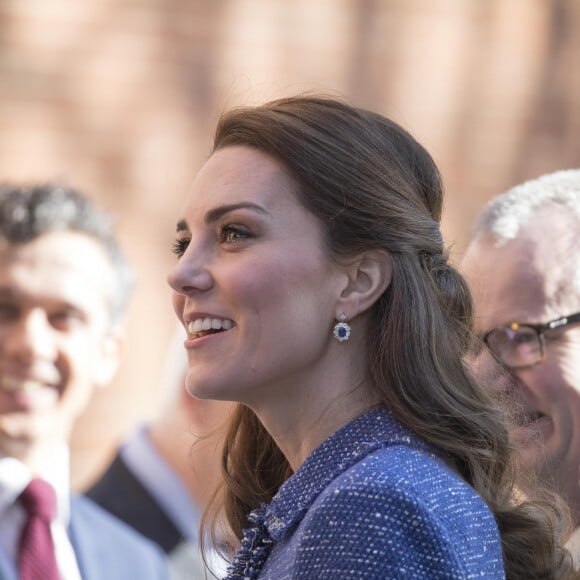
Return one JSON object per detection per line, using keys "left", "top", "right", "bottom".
{"left": 185, "top": 378, "right": 233, "bottom": 402}
{"left": 185, "top": 382, "right": 212, "bottom": 400}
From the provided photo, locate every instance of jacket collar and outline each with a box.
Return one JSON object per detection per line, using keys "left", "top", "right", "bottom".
{"left": 262, "top": 407, "right": 432, "bottom": 541}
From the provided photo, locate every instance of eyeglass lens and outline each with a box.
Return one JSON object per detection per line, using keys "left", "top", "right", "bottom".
{"left": 485, "top": 326, "right": 542, "bottom": 368}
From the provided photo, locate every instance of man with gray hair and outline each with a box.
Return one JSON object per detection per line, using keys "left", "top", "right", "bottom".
{"left": 461, "top": 169, "right": 580, "bottom": 556}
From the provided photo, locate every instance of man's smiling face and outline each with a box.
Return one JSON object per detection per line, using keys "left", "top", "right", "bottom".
{"left": 0, "top": 230, "right": 120, "bottom": 466}
{"left": 462, "top": 209, "right": 580, "bottom": 523}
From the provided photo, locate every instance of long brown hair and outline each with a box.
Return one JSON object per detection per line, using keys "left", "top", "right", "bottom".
{"left": 207, "top": 95, "right": 573, "bottom": 578}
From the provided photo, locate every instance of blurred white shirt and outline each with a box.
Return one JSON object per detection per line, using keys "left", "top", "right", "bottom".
{"left": 0, "top": 446, "right": 82, "bottom": 580}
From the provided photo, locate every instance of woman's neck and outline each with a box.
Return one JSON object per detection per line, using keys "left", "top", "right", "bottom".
{"left": 250, "top": 356, "right": 378, "bottom": 471}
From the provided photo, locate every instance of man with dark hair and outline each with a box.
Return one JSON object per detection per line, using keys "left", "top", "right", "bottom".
{"left": 0, "top": 184, "right": 168, "bottom": 580}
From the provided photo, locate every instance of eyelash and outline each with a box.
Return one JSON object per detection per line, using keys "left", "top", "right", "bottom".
{"left": 171, "top": 224, "right": 251, "bottom": 258}
{"left": 218, "top": 224, "right": 251, "bottom": 244}
{"left": 171, "top": 238, "right": 189, "bottom": 258}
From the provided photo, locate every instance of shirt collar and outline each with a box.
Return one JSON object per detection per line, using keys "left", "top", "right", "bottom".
{"left": 262, "top": 407, "right": 431, "bottom": 541}
{"left": 0, "top": 445, "right": 71, "bottom": 525}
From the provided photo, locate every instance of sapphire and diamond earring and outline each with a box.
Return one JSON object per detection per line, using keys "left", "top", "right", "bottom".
{"left": 333, "top": 314, "right": 351, "bottom": 342}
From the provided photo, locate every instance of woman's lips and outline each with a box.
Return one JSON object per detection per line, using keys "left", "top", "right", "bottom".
{"left": 185, "top": 316, "right": 236, "bottom": 342}
{"left": 186, "top": 316, "right": 235, "bottom": 337}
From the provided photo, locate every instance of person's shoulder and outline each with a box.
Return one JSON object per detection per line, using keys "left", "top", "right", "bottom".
{"left": 334, "top": 443, "right": 486, "bottom": 508}
{"left": 70, "top": 494, "right": 169, "bottom": 579}
{"left": 290, "top": 444, "right": 503, "bottom": 578}
{"left": 71, "top": 493, "right": 160, "bottom": 547}
{"left": 313, "top": 444, "right": 499, "bottom": 555}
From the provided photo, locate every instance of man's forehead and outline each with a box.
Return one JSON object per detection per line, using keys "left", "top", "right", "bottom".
{"left": 463, "top": 234, "right": 550, "bottom": 330}
{"left": 0, "top": 231, "right": 115, "bottom": 307}
{"left": 3, "top": 229, "right": 103, "bottom": 260}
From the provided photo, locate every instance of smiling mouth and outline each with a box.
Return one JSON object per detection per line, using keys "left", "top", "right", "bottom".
{"left": 186, "top": 317, "right": 235, "bottom": 340}
{"left": 0, "top": 376, "right": 54, "bottom": 394}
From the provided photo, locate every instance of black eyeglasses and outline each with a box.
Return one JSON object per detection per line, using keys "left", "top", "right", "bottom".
{"left": 482, "top": 311, "right": 580, "bottom": 369}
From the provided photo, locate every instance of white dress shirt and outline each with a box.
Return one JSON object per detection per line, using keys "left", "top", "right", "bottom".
{"left": 0, "top": 447, "right": 82, "bottom": 580}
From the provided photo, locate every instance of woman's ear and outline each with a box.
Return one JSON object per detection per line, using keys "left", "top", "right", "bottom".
{"left": 335, "top": 249, "right": 392, "bottom": 319}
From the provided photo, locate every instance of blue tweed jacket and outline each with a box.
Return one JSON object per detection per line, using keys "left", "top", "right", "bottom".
{"left": 226, "top": 408, "right": 505, "bottom": 579}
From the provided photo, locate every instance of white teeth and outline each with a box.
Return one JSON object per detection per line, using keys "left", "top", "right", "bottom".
{"left": 186, "top": 317, "right": 234, "bottom": 336}
{"left": 188, "top": 319, "right": 203, "bottom": 334}
{"left": 0, "top": 377, "right": 46, "bottom": 393}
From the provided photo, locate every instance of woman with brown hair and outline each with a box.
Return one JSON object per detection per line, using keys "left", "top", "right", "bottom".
{"left": 168, "top": 95, "right": 573, "bottom": 578}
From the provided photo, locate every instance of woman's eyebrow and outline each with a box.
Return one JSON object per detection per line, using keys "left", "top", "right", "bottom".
{"left": 175, "top": 219, "right": 189, "bottom": 233}
{"left": 203, "top": 202, "right": 270, "bottom": 225}
{"left": 175, "top": 202, "right": 270, "bottom": 233}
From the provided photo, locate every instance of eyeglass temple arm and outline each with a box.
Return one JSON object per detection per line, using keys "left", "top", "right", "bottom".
{"left": 544, "top": 311, "right": 580, "bottom": 330}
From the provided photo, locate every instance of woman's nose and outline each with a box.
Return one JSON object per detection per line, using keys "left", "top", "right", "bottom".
{"left": 167, "top": 253, "right": 214, "bottom": 295}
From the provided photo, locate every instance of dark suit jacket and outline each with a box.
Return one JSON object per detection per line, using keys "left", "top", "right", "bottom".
{"left": 86, "top": 454, "right": 184, "bottom": 554}
{"left": 0, "top": 494, "right": 168, "bottom": 580}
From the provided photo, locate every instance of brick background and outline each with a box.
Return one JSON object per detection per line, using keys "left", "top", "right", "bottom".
{"left": 0, "top": 0, "right": 578, "bottom": 489}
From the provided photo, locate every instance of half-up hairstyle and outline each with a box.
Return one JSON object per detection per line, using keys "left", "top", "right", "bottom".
{"left": 209, "top": 95, "right": 573, "bottom": 578}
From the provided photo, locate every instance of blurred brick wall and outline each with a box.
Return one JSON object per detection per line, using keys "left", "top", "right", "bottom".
{"left": 0, "top": 0, "right": 579, "bottom": 489}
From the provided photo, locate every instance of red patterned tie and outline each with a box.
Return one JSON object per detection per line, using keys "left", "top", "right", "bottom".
{"left": 18, "top": 478, "right": 60, "bottom": 580}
